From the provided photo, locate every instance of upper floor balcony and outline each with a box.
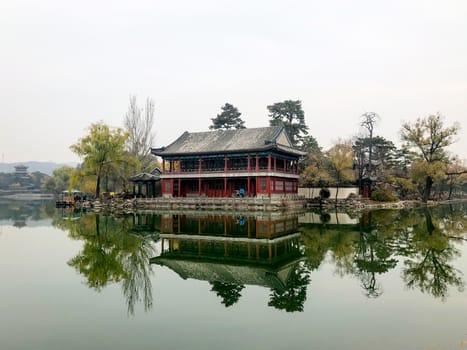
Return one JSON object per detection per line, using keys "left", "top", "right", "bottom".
{"left": 162, "top": 155, "right": 299, "bottom": 176}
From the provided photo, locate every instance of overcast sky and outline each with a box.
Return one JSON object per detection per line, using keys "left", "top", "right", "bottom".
{"left": 1, "top": 0, "right": 466, "bottom": 163}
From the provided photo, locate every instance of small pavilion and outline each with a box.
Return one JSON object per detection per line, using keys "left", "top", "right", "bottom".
{"left": 129, "top": 168, "right": 162, "bottom": 198}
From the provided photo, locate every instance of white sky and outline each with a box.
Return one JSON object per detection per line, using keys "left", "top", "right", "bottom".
{"left": 1, "top": 0, "right": 466, "bottom": 163}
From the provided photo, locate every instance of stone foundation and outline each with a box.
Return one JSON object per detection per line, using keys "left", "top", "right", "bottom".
{"left": 95, "top": 196, "right": 306, "bottom": 212}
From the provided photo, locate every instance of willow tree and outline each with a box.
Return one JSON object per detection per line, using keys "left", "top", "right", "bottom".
{"left": 400, "top": 113, "right": 459, "bottom": 202}
{"left": 300, "top": 151, "right": 332, "bottom": 188}
{"left": 70, "top": 122, "right": 129, "bottom": 197}
{"left": 327, "top": 140, "right": 355, "bottom": 201}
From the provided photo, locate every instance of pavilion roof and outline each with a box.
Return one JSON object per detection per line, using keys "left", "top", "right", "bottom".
{"left": 129, "top": 172, "right": 160, "bottom": 182}
{"left": 151, "top": 126, "right": 306, "bottom": 157}
{"left": 151, "top": 255, "right": 303, "bottom": 291}
{"left": 129, "top": 167, "right": 162, "bottom": 182}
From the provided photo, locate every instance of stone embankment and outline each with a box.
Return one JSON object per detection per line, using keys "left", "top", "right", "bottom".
{"left": 90, "top": 196, "right": 467, "bottom": 213}
{"left": 308, "top": 198, "right": 467, "bottom": 210}
{"left": 93, "top": 196, "right": 307, "bottom": 212}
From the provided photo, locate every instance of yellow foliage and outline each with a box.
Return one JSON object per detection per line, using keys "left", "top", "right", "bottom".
{"left": 410, "top": 160, "right": 446, "bottom": 186}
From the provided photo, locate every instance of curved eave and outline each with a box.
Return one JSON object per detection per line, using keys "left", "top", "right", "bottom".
{"left": 151, "top": 144, "right": 305, "bottom": 158}
{"left": 129, "top": 173, "right": 160, "bottom": 181}
{"left": 275, "top": 144, "right": 307, "bottom": 157}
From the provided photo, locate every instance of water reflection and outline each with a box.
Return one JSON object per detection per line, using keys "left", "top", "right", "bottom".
{"left": 43, "top": 202, "right": 467, "bottom": 315}
{"left": 152, "top": 213, "right": 310, "bottom": 312}
{"left": 300, "top": 204, "right": 467, "bottom": 300}
{"left": 54, "top": 212, "right": 160, "bottom": 315}
{"left": 401, "top": 208, "right": 465, "bottom": 299}
{"left": 0, "top": 200, "right": 56, "bottom": 227}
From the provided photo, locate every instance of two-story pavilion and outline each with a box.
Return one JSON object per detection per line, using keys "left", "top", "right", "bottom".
{"left": 151, "top": 126, "right": 305, "bottom": 198}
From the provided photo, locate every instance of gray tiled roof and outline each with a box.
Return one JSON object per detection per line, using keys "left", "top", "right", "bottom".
{"left": 151, "top": 256, "right": 302, "bottom": 291}
{"left": 129, "top": 172, "right": 160, "bottom": 181}
{"left": 152, "top": 126, "right": 305, "bottom": 156}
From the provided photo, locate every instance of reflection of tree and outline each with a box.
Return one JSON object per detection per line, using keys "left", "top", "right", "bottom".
{"left": 440, "top": 204, "right": 467, "bottom": 238}
{"left": 300, "top": 226, "right": 332, "bottom": 271}
{"left": 329, "top": 230, "right": 357, "bottom": 277}
{"left": 300, "top": 217, "right": 358, "bottom": 274}
{"left": 299, "top": 205, "right": 467, "bottom": 300}
{"left": 355, "top": 229, "right": 397, "bottom": 298}
{"left": 58, "top": 213, "right": 158, "bottom": 315}
{"left": 402, "top": 208, "right": 465, "bottom": 300}
{"left": 210, "top": 281, "right": 245, "bottom": 307}
{"left": 268, "top": 262, "right": 310, "bottom": 312}
{"left": 68, "top": 214, "right": 126, "bottom": 289}
{"left": 403, "top": 248, "right": 464, "bottom": 299}
{"left": 121, "top": 235, "right": 156, "bottom": 314}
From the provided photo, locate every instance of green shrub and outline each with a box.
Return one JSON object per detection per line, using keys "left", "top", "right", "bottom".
{"left": 371, "top": 188, "right": 398, "bottom": 202}
{"left": 319, "top": 188, "right": 330, "bottom": 199}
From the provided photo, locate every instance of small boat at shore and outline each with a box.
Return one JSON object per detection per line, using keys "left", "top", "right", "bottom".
{"left": 55, "top": 190, "right": 82, "bottom": 207}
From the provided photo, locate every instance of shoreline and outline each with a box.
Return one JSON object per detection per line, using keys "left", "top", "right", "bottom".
{"left": 311, "top": 198, "right": 467, "bottom": 210}
{"left": 86, "top": 196, "right": 467, "bottom": 213}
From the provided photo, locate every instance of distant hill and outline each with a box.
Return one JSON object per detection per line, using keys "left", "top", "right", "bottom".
{"left": 0, "top": 162, "right": 78, "bottom": 176}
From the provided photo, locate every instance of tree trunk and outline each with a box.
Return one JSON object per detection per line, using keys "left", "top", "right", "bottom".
{"left": 422, "top": 175, "right": 433, "bottom": 203}
{"left": 95, "top": 213, "right": 100, "bottom": 236}
{"left": 423, "top": 208, "right": 435, "bottom": 234}
{"left": 96, "top": 175, "right": 101, "bottom": 198}
{"left": 448, "top": 177, "right": 453, "bottom": 200}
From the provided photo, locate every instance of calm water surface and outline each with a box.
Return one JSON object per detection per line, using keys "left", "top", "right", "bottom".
{"left": 0, "top": 201, "right": 466, "bottom": 350}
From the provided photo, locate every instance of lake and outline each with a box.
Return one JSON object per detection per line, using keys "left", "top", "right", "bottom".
{"left": 0, "top": 201, "right": 466, "bottom": 350}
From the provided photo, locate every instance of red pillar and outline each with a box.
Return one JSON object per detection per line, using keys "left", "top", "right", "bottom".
{"left": 266, "top": 176, "right": 271, "bottom": 198}
{"left": 161, "top": 179, "right": 167, "bottom": 195}
{"left": 256, "top": 155, "right": 259, "bottom": 172}
{"left": 164, "top": 179, "right": 174, "bottom": 197}
{"left": 224, "top": 177, "right": 227, "bottom": 197}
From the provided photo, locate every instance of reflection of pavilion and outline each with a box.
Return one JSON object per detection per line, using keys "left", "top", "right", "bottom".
{"left": 128, "top": 213, "right": 161, "bottom": 238}
{"left": 159, "top": 212, "right": 300, "bottom": 239}
{"left": 151, "top": 213, "right": 304, "bottom": 291}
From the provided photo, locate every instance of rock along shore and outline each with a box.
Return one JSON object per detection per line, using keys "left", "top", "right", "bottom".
{"left": 82, "top": 196, "right": 467, "bottom": 213}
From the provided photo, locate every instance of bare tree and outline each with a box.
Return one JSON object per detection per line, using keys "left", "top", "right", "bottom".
{"left": 360, "top": 112, "right": 380, "bottom": 178}
{"left": 124, "top": 95, "right": 156, "bottom": 170}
